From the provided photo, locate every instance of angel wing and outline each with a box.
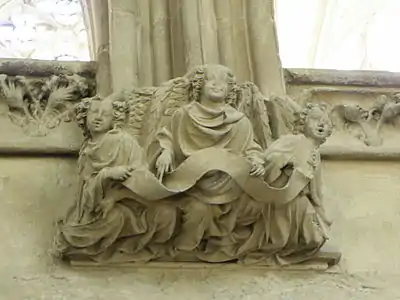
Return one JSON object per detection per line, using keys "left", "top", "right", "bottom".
{"left": 125, "top": 87, "right": 157, "bottom": 142}
{"left": 127, "top": 77, "right": 191, "bottom": 162}
{"left": 236, "top": 82, "right": 273, "bottom": 149}
{"left": 268, "top": 92, "right": 305, "bottom": 137}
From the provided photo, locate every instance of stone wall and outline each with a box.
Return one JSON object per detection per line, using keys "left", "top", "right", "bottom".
{"left": 2, "top": 61, "right": 400, "bottom": 299}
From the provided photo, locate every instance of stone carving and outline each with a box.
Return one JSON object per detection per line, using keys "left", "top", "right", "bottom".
{"left": 331, "top": 94, "right": 400, "bottom": 146}
{"left": 55, "top": 64, "right": 340, "bottom": 267}
{"left": 0, "top": 73, "right": 94, "bottom": 136}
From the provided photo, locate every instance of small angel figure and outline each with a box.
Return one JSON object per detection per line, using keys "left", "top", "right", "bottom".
{"left": 260, "top": 103, "right": 340, "bottom": 265}
{"left": 55, "top": 93, "right": 176, "bottom": 263}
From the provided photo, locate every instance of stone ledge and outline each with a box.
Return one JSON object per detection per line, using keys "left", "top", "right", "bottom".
{"left": 0, "top": 145, "right": 78, "bottom": 157}
{"left": 285, "top": 68, "right": 400, "bottom": 88}
{"left": 0, "top": 145, "right": 399, "bottom": 161}
{"left": 70, "top": 260, "right": 337, "bottom": 272}
{"left": 321, "top": 146, "right": 400, "bottom": 161}
{"left": 0, "top": 58, "right": 96, "bottom": 78}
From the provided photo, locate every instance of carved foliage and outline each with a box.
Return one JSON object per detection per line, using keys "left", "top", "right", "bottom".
{"left": 331, "top": 94, "right": 400, "bottom": 146}
{"left": 0, "top": 73, "right": 95, "bottom": 136}
{"left": 292, "top": 89, "right": 400, "bottom": 147}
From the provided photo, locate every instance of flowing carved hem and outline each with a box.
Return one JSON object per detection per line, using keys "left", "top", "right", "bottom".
{"left": 123, "top": 148, "right": 310, "bottom": 205}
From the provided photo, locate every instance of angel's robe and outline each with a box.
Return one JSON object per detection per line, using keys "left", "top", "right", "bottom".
{"left": 55, "top": 129, "right": 176, "bottom": 262}
{"left": 240, "top": 134, "right": 331, "bottom": 265}
{"left": 155, "top": 101, "right": 265, "bottom": 253}
{"left": 157, "top": 101, "right": 265, "bottom": 204}
{"left": 263, "top": 134, "right": 325, "bottom": 210}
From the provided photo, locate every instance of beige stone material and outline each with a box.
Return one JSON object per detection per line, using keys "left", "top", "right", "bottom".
{"left": 83, "top": 0, "right": 284, "bottom": 95}
{"left": 0, "top": 58, "right": 96, "bottom": 78}
{"left": 54, "top": 65, "right": 339, "bottom": 267}
{"left": 2, "top": 156, "right": 400, "bottom": 298}
{"left": 285, "top": 68, "right": 400, "bottom": 87}
{"left": 287, "top": 69, "right": 400, "bottom": 160}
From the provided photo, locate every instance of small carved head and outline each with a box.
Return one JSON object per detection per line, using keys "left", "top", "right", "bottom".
{"left": 75, "top": 92, "right": 128, "bottom": 139}
{"left": 294, "top": 103, "right": 333, "bottom": 144}
{"left": 188, "top": 64, "right": 239, "bottom": 105}
{"left": 342, "top": 104, "right": 369, "bottom": 123}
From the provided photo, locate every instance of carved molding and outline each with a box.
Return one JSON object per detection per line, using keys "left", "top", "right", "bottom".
{"left": 286, "top": 70, "right": 400, "bottom": 150}
{"left": 0, "top": 58, "right": 96, "bottom": 78}
{"left": 285, "top": 68, "right": 400, "bottom": 88}
{"left": 321, "top": 146, "right": 400, "bottom": 161}
{"left": 0, "top": 65, "right": 399, "bottom": 161}
{"left": 329, "top": 94, "right": 400, "bottom": 147}
{"left": 0, "top": 73, "right": 95, "bottom": 137}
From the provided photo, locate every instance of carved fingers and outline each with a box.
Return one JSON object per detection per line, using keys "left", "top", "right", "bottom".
{"left": 107, "top": 166, "right": 135, "bottom": 181}
{"left": 94, "top": 200, "right": 114, "bottom": 218}
{"left": 156, "top": 150, "right": 173, "bottom": 181}
{"left": 249, "top": 163, "right": 265, "bottom": 177}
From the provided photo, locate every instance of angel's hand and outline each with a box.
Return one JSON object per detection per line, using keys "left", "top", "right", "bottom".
{"left": 94, "top": 200, "right": 114, "bottom": 218}
{"left": 105, "top": 166, "right": 134, "bottom": 181}
{"left": 249, "top": 163, "right": 265, "bottom": 177}
{"left": 314, "top": 206, "right": 333, "bottom": 227}
{"left": 156, "top": 150, "right": 173, "bottom": 180}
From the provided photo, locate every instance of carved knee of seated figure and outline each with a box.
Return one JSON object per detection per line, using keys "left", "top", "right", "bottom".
{"left": 174, "top": 198, "right": 211, "bottom": 251}
{"left": 147, "top": 203, "right": 178, "bottom": 243}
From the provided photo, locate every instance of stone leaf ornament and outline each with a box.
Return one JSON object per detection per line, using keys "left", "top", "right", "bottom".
{"left": 0, "top": 73, "right": 94, "bottom": 136}
{"left": 331, "top": 94, "right": 400, "bottom": 147}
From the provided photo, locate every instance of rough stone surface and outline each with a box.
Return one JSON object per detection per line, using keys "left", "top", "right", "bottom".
{"left": 0, "top": 58, "right": 96, "bottom": 79}
{"left": 1, "top": 158, "right": 400, "bottom": 299}
{"left": 285, "top": 68, "right": 400, "bottom": 87}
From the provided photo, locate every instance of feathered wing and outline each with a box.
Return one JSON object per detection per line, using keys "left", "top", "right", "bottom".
{"left": 125, "top": 87, "right": 157, "bottom": 142}
{"left": 132, "top": 77, "right": 191, "bottom": 162}
{"left": 236, "top": 82, "right": 309, "bottom": 148}
{"left": 268, "top": 93, "right": 304, "bottom": 136}
{"left": 236, "top": 82, "right": 273, "bottom": 149}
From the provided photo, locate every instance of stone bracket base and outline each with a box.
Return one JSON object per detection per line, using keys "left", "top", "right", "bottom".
{"left": 69, "top": 260, "right": 338, "bottom": 272}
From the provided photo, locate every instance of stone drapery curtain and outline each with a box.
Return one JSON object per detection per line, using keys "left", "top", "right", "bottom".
{"left": 80, "top": 0, "right": 286, "bottom": 99}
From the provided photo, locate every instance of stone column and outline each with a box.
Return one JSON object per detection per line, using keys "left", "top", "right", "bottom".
{"left": 80, "top": 0, "right": 112, "bottom": 97}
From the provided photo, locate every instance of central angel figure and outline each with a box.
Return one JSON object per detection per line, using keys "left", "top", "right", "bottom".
{"left": 149, "top": 64, "right": 267, "bottom": 259}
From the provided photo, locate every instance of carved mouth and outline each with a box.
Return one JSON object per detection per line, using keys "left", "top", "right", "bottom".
{"left": 361, "top": 111, "right": 369, "bottom": 120}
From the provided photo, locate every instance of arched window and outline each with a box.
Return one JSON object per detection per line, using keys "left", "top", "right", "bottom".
{"left": 0, "top": 0, "right": 89, "bottom": 60}
{"left": 276, "top": 0, "right": 400, "bottom": 71}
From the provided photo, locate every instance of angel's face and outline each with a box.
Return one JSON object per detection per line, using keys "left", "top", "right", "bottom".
{"left": 303, "top": 107, "right": 332, "bottom": 143}
{"left": 87, "top": 99, "right": 114, "bottom": 136}
{"left": 202, "top": 67, "right": 230, "bottom": 103}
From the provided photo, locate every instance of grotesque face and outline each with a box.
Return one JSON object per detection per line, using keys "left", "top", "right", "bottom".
{"left": 201, "top": 65, "right": 232, "bottom": 103}
{"left": 303, "top": 107, "right": 333, "bottom": 143}
{"left": 86, "top": 99, "right": 114, "bottom": 136}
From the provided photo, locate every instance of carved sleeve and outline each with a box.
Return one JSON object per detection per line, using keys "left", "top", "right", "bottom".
{"left": 309, "top": 165, "right": 324, "bottom": 207}
{"left": 155, "top": 109, "right": 181, "bottom": 156}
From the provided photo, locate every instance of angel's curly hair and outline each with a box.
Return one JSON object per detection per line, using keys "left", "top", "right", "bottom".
{"left": 293, "top": 103, "right": 333, "bottom": 137}
{"left": 188, "top": 64, "right": 240, "bottom": 105}
{"left": 75, "top": 92, "right": 129, "bottom": 139}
